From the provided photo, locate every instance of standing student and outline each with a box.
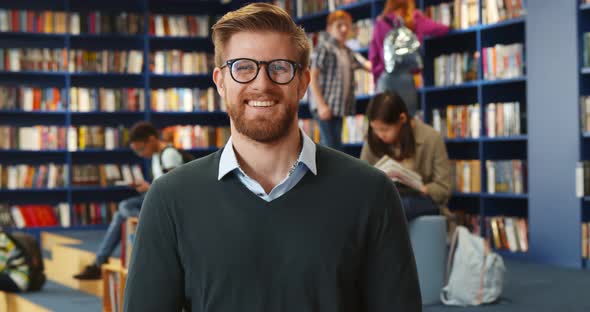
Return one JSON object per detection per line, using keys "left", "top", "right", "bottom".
{"left": 73, "top": 121, "right": 184, "bottom": 280}
{"left": 369, "top": 0, "right": 449, "bottom": 116}
{"left": 124, "top": 3, "right": 421, "bottom": 311}
{"left": 361, "top": 91, "right": 452, "bottom": 221}
{"left": 309, "top": 10, "right": 371, "bottom": 151}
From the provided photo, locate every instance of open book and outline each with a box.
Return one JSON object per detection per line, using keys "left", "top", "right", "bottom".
{"left": 374, "top": 155, "right": 424, "bottom": 192}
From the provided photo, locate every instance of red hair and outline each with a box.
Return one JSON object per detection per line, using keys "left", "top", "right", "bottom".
{"left": 381, "top": 0, "right": 416, "bottom": 31}
{"left": 327, "top": 10, "right": 352, "bottom": 27}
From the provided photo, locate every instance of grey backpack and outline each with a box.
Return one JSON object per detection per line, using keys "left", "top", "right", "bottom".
{"left": 383, "top": 16, "right": 422, "bottom": 74}
{"left": 440, "top": 226, "right": 505, "bottom": 306}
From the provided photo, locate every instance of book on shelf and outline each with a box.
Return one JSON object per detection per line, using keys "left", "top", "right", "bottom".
{"left": 0, "top": 48, "right": 67, "bottom": 72}
{"left": 71, "top": 164, "right": 144, "bottom": 187}
{"left": 69, "top": 50, "right": 143, "bottom": 74}
{"left": 0, "top": 163, "right": 68, "bottom": 190}
{"left": 580, "top": 96, "right": 590, "bottom": 133}
{"left": 374, "top": 155, "right": 424, "bottom": 192}
{"left": 70, "top": 11, "right": 144, "bottom": 35}
{"left": 486, "top": 216, "right": 528, "bottom": 252}
{"left": 0, "top": 10, "right": 68, "bottom": 34}
{"left": 432, "top": 104, "right": 480, "bottom": 138}
{"left": 482, "top": 0, "right": 526, "bottom": 25}
{"left": 450, "top": 159, "right": 481, "bottom": 193}
{"left": 0, "top": 126, "right": 67, "bottom": 150}
{"left": 582, "top": 222, "right": 590, "bottom": 259}
{"left": 482, "top": 43, "right": 524, "bottom": 80}
{"left": 150, "top": 51, "right": 213, "bottom": 75}
{"left": 150, "top": 15, "right": 210, "bottom": 37}
{"left": 150, "top": 87, "right": 223, "bottom": 112}
{"left": 343, "top": 18, "right": 373, "bottom": 51}
{"left": 485, "top": 102, "right": 522, "bottom": 137}
{"left": 73, "top": 202, "right": 117, "bottom": 226}
{"left": 433, "top": 51, "right": 478, "bottom": 86}
{"left": 161, "top": 125, "right": 230, "bottom": 150}
{"left": 0, "top": 87, "right": 66, "bottom": 111}
{"left": 341, "top": 114, "right": 367, "bottom": 144}
{"left": 425, "top": 0, "right": 479, "bottom": 30}
{"left": 1, "top": 203, "right": 69, "bottom": 228}
{"left": 485, "top": 160, "right": 526, "bottom": 194}
{"left": 67, "top": 125, "right": 129, "bottom": 151}
{"left": 70, "top": 88, "right": 144, "bottom": 112}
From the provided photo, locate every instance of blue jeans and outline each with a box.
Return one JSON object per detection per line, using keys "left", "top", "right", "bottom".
{"left": 401, "top": 195, "right": 439, "bottom": 221}
{"left": 316, "top": 115, "right": 343, "bottom": 152}
{"left": 95, "top": 193, "right": 145, "bottom": 265}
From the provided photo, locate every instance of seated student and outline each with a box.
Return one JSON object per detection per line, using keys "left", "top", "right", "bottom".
{"left": 73, "top": 121, "right": 184, "bottom": 280}
{"left": 360, "top": 90, "right": 452, "bottom": 221}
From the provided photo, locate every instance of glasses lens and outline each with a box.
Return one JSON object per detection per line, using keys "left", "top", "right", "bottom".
{"left": 268, "top": 60, "right": 295, "bottom": 84}
{"left": 231, "top": 59, "right": 258, "bottom": 83}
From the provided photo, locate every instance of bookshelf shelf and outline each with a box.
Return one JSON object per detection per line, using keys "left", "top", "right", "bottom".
{"left": 295, "top": 10, "right": 330, "bottom": 24}
{"left": 0, "top": 110, "right": 67, "bottom": 115}
{"left": 481, "top": 193, "right": 528, "bottom": 200}
{"left": 0, "top": 71, "right": 67, "bottom": 77}
{"left": 424, "top": 26, "right": 478, "bottom": 41}
{"left": 70, "top": 73, "right": 143, "bottom": 79}
{"left": 480, "top": 17, "right": 526, "bottom": 31}
{"left": 71, "top": 148, "right": 134, "bottom": 153}
{"left": 0, "top": 149, "right": 68, "bottom": 154}
{"left": 482, "top": 135, "right": 528, "bottom": 142}
{"left": 0, "top": 188, "right": 68, "bottom": 193}
{"left": 150, "top": 111, "right": 226, "bottom": 116}
{"left": 0, "top": 32, "right": 67, "bottom": 39}
{"left": 452, "top": 192, "right": 482, "bottom": 198}
{"left": 581, "top": 3, "right": 590, "bottom": 11}
{"left": 420, "top": 81, "right": 478, "bottom": 92}
{"left": 343, "top": 143, "right": 363, "bottom": 149}
{"left": 70, "top": 186, "right": 136, "bottom": 192}
{"left": 69, "top": 111, "right": 144, "bottom": 116}
{"left": 444, "top": 137, "right": 479, "bottom": 143}
{"left": 481, "top": 76, "right": 527, "bottom": 86}
{"left": 583, "top": 196, "right": 590, "bottom": 202}
{"left": 10, "top": 224, "right": 109, "bottom": 233}
{"left": 581, "top": 67, "right": 590, "bottom": 75}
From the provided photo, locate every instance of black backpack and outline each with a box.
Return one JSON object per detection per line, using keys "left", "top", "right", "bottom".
{"left": 159, "top": 146, "right": 195, "bottom": 173}
{"left": 7, "top": 232, "right": 46, "bottom": 291}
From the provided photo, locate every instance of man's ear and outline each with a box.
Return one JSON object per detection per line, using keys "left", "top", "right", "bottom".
{"left": 297, "top": 67, "right": 311, "bottom": 101}
{"left": 213, "top": 67, "right": 225, "bottom": 97}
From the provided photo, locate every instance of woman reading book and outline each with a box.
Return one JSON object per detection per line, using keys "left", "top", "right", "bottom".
{"left": 361, "top": 90, "right": 452, "bottom": 221}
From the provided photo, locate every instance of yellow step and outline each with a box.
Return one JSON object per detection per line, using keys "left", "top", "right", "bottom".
{"left": 0, "top": 292, "right": 51, "bottom": 312}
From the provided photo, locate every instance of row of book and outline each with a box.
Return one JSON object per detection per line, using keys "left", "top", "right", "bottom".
{"left": 0, "top": 87, "right": 65, "bottom": 111}
{"left": 150, "top": 51, "right": 213, "bottom": 75}
{"left": 431, "top": 102, "right": 523, "bottom": 138}
{"left": 450, "top": 159, "right": 481, "bottom": 193}
{"left": 576, "top": 161, "right": 590, "bottom": 197}
{"left": 583, "top": 33, "right": 590, "bottom": 68}
{"left": 482, "top": 0, "right": 526, "bottom": 25}
{"left": 162, "top": 125, "right": 231, "bottom": 150}
{"left": 70, "top": 88, "right": 144, "bottom": 112}
{"left": 299, "top": 119, "right": 320, "bottom": 144}
{"left": 582, "top": 222, "right": 590, "bottom": 259}
{"left": 70, "top": 125, "right": 130, "bottom": 151}
{"left": 344, "top": 18, "right": 373, "bottom": 51}
{"left": 486, "top": 160, "right": 526, "bottom": 194}
{"left": 0, "top": 163, "right": 68, "bottom": 189}
{"left": 71, "top": 164, "right": 144, "bottom": 186}
{"left": 0, "top": 10, "right": 214, "bottom": 37}
{"left": 0, "top": 126, "right": 68, "bottom": 150}
{"left": 582, "top": 96, "right": 590, "bottom": 133}
{"left": 354, "top": 69, "right": 374, "bottom": 97}
{"left": 69, "top": 50, "right": 143, "bottom": 74}
{"left": 456, "top": 212, "right": 529, "bottom": 252}
{"left": 482, "top": 43, "right": 525, "bottom": 81}
{"left": 433, "top": 51, "right": 478, "bottom": 86}
{"left": 342, "top": 114, "right": 367, "bottom": 144}
{"left": 151, "top": 88, "right": 224, "bottom": 112}
{"left": 0, "top": 48, "right": 66, "bottom": 72}
{"left": 150, "top": 15, "right": 211, "bottom": 37}
{"left": 425, "top": 0, "right": 479, "bottom": 30}
{"left": 432, "top": 104, "right": 480, "bottom": 139}
{"left": 0, "top": 204, "right": 67, "bottom": 228}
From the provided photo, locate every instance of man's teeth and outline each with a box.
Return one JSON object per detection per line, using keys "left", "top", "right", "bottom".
{"left": 248, "top": 100, "right": 274, "bottom": 107}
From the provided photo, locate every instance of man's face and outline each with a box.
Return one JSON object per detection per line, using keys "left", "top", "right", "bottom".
{"left": 213, "top": 31, "right": 310, "bottom": 143}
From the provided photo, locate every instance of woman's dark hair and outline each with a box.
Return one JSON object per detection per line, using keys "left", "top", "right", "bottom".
{"left": 366, "top": 90, "right": 416, "bottom": 160}
{"left": 129, "top": 121, "right": 159, "bottom": 143}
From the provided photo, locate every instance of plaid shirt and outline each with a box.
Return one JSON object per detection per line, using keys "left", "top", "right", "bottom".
{"left": 311, "top": 34, "right": 362, "bottom": 117}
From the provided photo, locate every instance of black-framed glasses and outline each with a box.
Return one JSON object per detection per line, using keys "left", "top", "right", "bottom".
{"left": 220, "top": 58, "right": 301, "bottom": 85}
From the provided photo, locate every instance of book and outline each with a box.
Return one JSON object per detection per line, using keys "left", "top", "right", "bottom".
{"left": 374, "top": 155, "right": 424, "bottom": 192}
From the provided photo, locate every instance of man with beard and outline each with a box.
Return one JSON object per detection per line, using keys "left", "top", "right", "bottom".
{"left": 123, "top": 3, "right": 421, "bottom": 312}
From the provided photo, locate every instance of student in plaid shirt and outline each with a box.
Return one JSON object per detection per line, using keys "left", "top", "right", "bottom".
{"left": 309, "top": 10, "right": 371, "bottom": 151}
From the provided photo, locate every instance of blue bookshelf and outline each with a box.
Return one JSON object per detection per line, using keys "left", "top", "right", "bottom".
{"left": 418, "top": 0, "right": 529, "bottom": 261}
{"left": 581, "top": 0, "right": 590, "bottom": 269}
{"left": 0, "top": 0, "right": 228, "bottom": 234}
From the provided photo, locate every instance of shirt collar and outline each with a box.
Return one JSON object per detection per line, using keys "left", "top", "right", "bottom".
{"left": 218, "top": 130, "right": 317, "bottom": 180}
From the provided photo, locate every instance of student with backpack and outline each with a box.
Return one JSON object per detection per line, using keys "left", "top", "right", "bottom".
{"left": 369, "top": 0, "right": 449, "bottom": 116}
{"left": 0, "top": 231, "right": 46, "bottom": 292}
{"left": 74, "top": 121, "right": 192, "bottom": 280}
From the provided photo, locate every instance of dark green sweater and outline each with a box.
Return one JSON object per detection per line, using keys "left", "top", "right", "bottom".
{"left": 123, "top": 145, "right": 421, "bottom": 312}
